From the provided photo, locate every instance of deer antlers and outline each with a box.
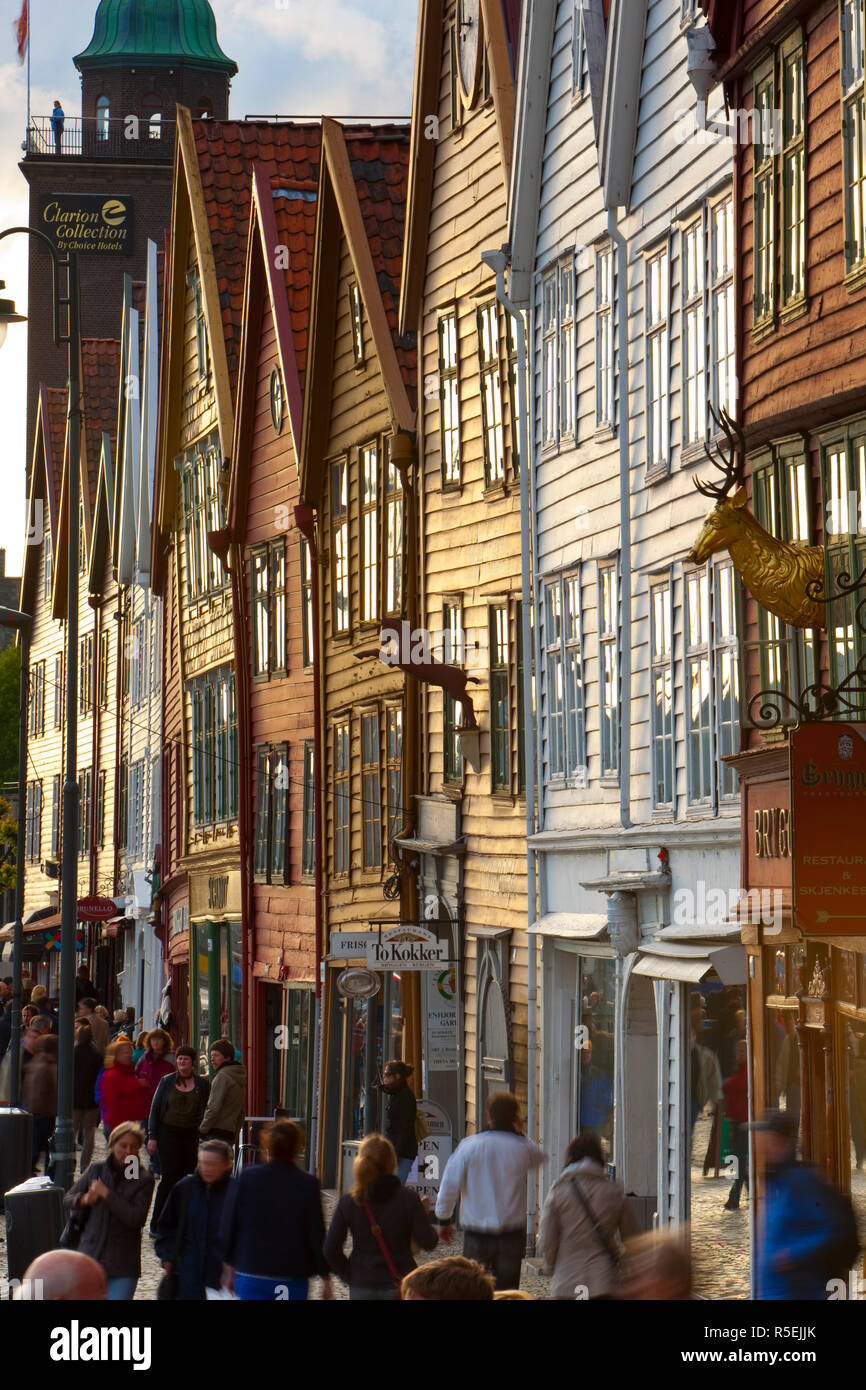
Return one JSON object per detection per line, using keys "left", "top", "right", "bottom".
{"left": 693, "top": 405, "right": 747, "bottom": 501}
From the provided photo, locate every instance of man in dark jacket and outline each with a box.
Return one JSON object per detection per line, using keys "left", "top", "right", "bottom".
{"left": 753, "top": 1108, "right": 858, "bottom": 1299}
{"left": 155, "top": 1141, "right": 234, "bottom": 1299}
{"left": 382, "top": 1060, "right": 418, "bottom": 1182}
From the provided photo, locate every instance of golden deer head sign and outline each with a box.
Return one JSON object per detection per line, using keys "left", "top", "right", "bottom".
{"left": 686, "top": 407, "right": 825, "bottom": 630}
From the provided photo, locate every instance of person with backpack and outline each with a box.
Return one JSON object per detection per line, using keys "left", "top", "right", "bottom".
{"left": 324, "top": 1134, "right": 439, "bottom": 1299}
{"left": 751, "top": 1108, "right": 859, "bottom": 1299}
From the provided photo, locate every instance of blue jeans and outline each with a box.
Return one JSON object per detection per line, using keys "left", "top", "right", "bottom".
{"left": 396, "top": 1157, "right": 413, "bottom": 1183}
{"left": 234, "top": 1272, "right": 308, "bottom": 1301}
{"left": 106, "top": 1276, "right": 138, "bottom": 1301}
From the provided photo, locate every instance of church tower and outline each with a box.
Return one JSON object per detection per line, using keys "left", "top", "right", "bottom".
{"left": 21, "top": 0, "right": 237, "bottom": 461}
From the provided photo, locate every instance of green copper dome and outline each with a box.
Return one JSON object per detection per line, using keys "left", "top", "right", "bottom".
{"left": 75, "top": 0, "right": 237, "bottom": 74}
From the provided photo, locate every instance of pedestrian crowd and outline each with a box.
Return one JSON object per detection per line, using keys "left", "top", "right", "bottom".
{"left": 2, "top": 971, "right": 861, "bottom": 1304}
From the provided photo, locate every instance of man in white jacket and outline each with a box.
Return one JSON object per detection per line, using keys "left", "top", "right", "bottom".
{"left": 435, "top": 1092, "right": 545, "bottom": 1290}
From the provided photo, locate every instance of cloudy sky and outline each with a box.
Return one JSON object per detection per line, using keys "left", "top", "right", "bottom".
{"left": 0, "top": 0, "right": 418, "bottom": 577}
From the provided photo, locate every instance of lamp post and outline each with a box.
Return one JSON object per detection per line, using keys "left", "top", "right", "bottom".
{"left": 0, "top": 604, "right": 31, "bottom": 1109}
{"left": 0, "top": 228, "right": 80, "bottom": 1191}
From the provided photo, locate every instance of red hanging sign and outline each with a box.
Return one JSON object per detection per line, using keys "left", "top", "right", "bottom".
{"left": 76, "top": 896, "right": 118, "bottom": 922}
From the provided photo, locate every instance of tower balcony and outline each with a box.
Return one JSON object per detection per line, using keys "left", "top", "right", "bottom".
{"left": 23, "top": 116, "right": 176, "bottom": 162}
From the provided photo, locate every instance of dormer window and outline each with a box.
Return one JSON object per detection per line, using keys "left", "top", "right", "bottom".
{"left": 349, "top": 283, "right": 365, "bottom": 365}
{"left": 96, "top": 95, "right": 110, "bottom": 141}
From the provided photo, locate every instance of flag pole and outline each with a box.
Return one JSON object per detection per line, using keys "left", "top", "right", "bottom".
{"left": 26, "top": 1, "right": 30, "bottom": 136}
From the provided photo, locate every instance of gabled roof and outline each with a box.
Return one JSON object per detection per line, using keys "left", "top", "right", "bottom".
{"left": 53, "top": 338, "right": 121, "bottom": 619}
{"left": 157, "top": 112, "right": 321, "bottom": 533}
{"left": 227, "top": 162, "right": 318, "bottom": 539}
{"left": 19, "top": 387, "right": 66, "bottom": 617}
{"left": 598, "top": 0, "right": 649, "bottom": 209}
{"left": 299, "top": 120, "right": 415, "bottom": 507}
{"left": 399, "top": 0, "right": 520, "bottom": 334}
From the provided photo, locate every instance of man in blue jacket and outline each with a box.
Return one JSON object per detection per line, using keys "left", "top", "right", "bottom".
{"left": 753, "top": 1108, "right": 857, "bottom": 1299}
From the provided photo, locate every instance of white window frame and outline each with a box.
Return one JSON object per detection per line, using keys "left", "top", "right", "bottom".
{"left": 599, "top": 562, "right": 620, "bottom": 780}
{"left": 595, "top": 245, "right": 615, "bottom": 429}
{"left": 842, "top": 0, "right": 866, "bottom": 274}
{"left": 646, "top": 244, "right": 670, "bottom": 473}
{"left": 682, "top": 217, "right": 706, "bottom": 448}
{"left": 650, "top": 579, "right": 674, "bottom": 809}
{"left": 710, "top": 195, "right": 737, "bottom": 420}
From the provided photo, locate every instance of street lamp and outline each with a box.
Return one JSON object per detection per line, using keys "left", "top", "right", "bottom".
{"left": 0, "top": 228, "right": 80, "bottom": 1192}
{"left": 0, "top": 604, "right": 31, "bottom": 1113}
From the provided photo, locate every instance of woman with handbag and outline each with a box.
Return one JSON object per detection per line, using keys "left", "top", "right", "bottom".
{"left": 324, "top": 1134, "right": 439, "bottom": 1300}
{"left": 63, "top": 1121, "right": 154, "bottom": 1301}
{"left": 382, "top": 1061, "right": 419, "bottom": 1182}
{"left": 154, "top": 1140, "right": 234, "bottom": 1300}
{"left": 537, "top": 1133, "right": 635, "bottom": 1300}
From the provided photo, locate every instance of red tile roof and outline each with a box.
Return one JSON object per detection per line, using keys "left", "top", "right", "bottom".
{"left": 81, "top": 338, "right": 121, "bottom": 507}
{"left": 192, "top": 120, "right": 321, "bottom": 390}
{"left": 43, "top": 387, "right": 68, "bottom": 510}
{"left": 342, "top": 124, "right": 415, "bottom": 403}
{"left": 271, "top": 187, "right": 317, "bottom": 388}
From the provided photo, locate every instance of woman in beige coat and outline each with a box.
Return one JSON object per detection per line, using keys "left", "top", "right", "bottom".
{"left": 537, "top": 1134, "right": 634, "bottom": 1299}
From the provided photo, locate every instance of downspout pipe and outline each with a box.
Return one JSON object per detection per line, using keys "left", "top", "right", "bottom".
{"left": 482, "top": 248, "right": 539, "bottom": 1245}
{"left": 607, "top": 208, "right": 632, "bottom": 833}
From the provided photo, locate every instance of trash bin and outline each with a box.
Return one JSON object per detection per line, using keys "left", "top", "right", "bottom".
{"left": 0, "top": 1108, "right": 33, "bottom": 1207}
{"left": 4, "top": 1176, "right": 65, "bottom": 1282}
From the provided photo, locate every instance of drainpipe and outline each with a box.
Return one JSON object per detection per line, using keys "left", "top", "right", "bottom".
{"left": 482, "top": 248, "right": 539, "bottom": 1245}
{"left": 607, "top": 209, "right": 632, "bottom": 833}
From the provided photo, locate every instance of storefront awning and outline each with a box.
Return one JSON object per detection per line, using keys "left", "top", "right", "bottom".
{"left": 0, "top": 911, "right": 62, "bottom": 941}
{"left": 528, "top": 913, "right": 608, "bottom": 940}
{"left": 633, "top": 944, "right": 747, "bottom": 985}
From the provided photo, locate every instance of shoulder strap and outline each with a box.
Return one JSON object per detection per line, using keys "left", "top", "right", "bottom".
{"left": 569, "top": 1175, "right": 620, "bottom": 1267}
{"left": 363, "top": 1199, "right": 401, "bottom": 1289}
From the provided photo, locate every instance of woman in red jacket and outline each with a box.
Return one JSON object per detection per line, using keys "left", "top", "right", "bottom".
{"left": 722, "top": 1039, "right": 749, "bottom": 1211}
{"left": 98, "top": 1039, "right": 148, "bottom": 1143}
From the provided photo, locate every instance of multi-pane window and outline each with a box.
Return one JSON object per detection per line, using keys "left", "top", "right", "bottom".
{"left": 384, "top": 440, "right": 403, "bottom": 615}
{"left": 753, "top": 63, "right": 776, "bottom": 325}
{"left": 79, "top": 633, "right": 94, "bottom": 715}
{"left": 117, "top": 758, "right": 128, "bottom": 849}
{"left": 506, "top": 315, "right": 522, "bottom": 473}
{"left": 541, "top": 259, "right": 576, "bottom": 448}
{"left": 686, "top": 570, "right": 712, "bottom": 803}
{"left": 129, "top": 760, "right": 145, "bottom": 861}
{"left": 478, "top": 303, "right": 505, "bottom": 484}
{"left": 650, "top": 582, "right": 674, "bottom": 807}
{"left": 752, "top": 31, "right": 806, "bottom": 324}
{"left": 710, "top": 198, "right": 736, "bottom": 418}
{"left": 646, "top": 247, "right": 670, "bottom": 470}
{"left": 301, "top": 537, "right": 314, "bottom": 667}
{"left": 25, "top": 782, "right": 42, "bottom": 862}
{"left": 489, "top": 605, "right": 509, "bottom": 792}
{"left": 385, "top": 707, "right": 403, "bottom": 844}
{"left": 190, "top": 669, "right": 238, "bottom": 827}
{"left": 682, "top": 221, "right": 705, "bottom": 446}
{"left": 78, "top": 767, "right": 92, "bottom": 859}
{"left": 443, "top": 602, "right": 464, "bottom": 783}
{"left": 189, "top": 272, "right": 208, "bottom": 378}
{"left": 96, "top": 769, "right": 106, "bottom": 849}
{"left": 361, "top": 444, "right": 378, "bottom": 623}
{"left": 544, "top": 574, "right": 585, "bottom": 783}
{"left": 251, "top": 540, "right": 287, "bottom": 677}
{"left": 181, "top": 435, "right": 227, "bottom": 603}
{"left": 131, "top": 617, "right": 146, "bottom": 706}
{"left": 361, "top": 712, "right": 382, "bottom": 869}
{"left": 438, "top": 311, "right": 460, "bottom": 485}
{"left": 334, "top": 722, "right": 350, "bottom": 875}
{"left": 780, "top": 34, "right": 806, "bottom": 306}
{"left": 714, "top": 562, "right": 741, "bottom": 798}
{"left": 98, "top": 631, "right": 109, "bottom": 709}
{"left": 254, "top": 743, "right": 289, "bottom": 884}
{"left": 596, "top": 246, "right": 614, "bottom": 429}
{"left": 821, "top": 422, "right": 866, "bottom": 686}
{"left": 50, "top": 775, "right": 60, "bottom": 857}
{"left": 302, "top": 741, "right": 315, "bottom": 878}
{"left": 842, "top": 0, "right": 866, "bottom": 273}
{"left": 349, "top": 284, "right": 365, "bottom": 365}
{"left": 332, "top": 460, "right": 349, "bottom": 633}
{"left": 573, "top": 0, "right": 588, "bottom": 96}
{"left": 752, "top": 446, "right": 816, "bottom": 702}
{"left": 53, "top": 653, "right": 63, "bottom": 728}
{"left": 599, "top": 565, "right": 619, "bottom": 777}
{"left": 42, "top": 526, "right": 52, "bottom": 602}
{"left": 29, "top": 661, "right": 45, "bottom": 738}
{"left": 78, "top": 496, "right": 86, "bottom": 575}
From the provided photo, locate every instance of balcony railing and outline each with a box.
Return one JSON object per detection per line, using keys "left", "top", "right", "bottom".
{"left": 23, "top": 116, "right": 176, "bottom": 162}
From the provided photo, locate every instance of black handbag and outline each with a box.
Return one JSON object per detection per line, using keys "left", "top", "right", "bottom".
{"left": 58, "top": 1206, "right": 90, "bottom": 1251}
{"left": 156, "top": 1182, "right": 194, "bottom": 1301}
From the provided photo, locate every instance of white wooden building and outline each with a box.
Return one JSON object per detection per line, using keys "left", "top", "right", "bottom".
{"left": 508, "top": 0, "right": 745, "bottom": 1232}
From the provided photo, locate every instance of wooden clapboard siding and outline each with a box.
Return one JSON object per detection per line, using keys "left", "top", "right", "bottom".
{"left": 412, "top": 0, "right": 527, "bottom": 1133}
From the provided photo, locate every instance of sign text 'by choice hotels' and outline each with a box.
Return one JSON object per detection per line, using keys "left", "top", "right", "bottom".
{"left": 38, "top": 195, "right": 133, "bottom": 256}
{"left": 791, "top": 723, "right": 866, "bottom": 935}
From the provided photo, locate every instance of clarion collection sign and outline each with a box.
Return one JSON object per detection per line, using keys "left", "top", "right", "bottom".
{"left": 38, "top": 194, "right": 134, "bottom": 256}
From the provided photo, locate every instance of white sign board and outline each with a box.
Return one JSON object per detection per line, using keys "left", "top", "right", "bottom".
{"left": 408, "top": 1099, "right": 453, "bottom": 1201}
{"left": 329, "top": 932, "right": 374, "bottom": 957}
{"left": 366, "top": 939, "right": 448, "bottom": 969}
{"left": 425, "top": 966, "right": 458, "bottom": 1071}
